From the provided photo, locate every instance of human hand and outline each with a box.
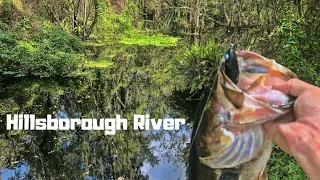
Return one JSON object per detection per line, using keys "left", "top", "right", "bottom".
{"left": 263, "top": 78, "right": 320, "bottom": 180}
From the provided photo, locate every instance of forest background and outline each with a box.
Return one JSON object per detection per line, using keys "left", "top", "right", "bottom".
{"left": 0, "top": 0, "right": 319, "bottom": 179}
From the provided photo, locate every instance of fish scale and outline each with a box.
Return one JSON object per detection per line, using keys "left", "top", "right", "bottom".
{"left": 203, "top": 126, "right": 264, "bottom": 168}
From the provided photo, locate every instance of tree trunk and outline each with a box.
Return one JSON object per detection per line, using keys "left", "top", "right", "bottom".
{"left": 83, "top": 0, "right": 87, "bottom": 39}
{"left": 190, "top": 0, "right": 200, "bottom": 42}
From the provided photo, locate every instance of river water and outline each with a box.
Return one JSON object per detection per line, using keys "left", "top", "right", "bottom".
{"left": 0, "top": 44, "right": 207, "bottom": 180}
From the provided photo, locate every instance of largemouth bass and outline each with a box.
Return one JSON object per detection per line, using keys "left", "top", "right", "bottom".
{"left": 189, "top": 48, "right": 297, "bottom": 180}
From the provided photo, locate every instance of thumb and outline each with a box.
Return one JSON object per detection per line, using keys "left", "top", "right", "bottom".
{"left": 272, "top": 78, "right": 313, "bottom": 97}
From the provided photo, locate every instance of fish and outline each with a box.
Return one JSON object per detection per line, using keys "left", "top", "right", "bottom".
{"left": 189, "top": 47, "right": 297, "bottom": 180}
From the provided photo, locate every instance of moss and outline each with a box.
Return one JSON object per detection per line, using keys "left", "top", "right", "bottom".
{"left": 84, "top": 59, "right": 114, "bottom": 68}
{"left": 120, "top": 30, "right": 179, "bottom": 46}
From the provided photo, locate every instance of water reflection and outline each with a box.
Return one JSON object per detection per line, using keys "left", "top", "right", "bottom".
{"left": 0, "top": 44, "right": 199, "bottom": 180}
{"left": 142, "top": 127, "right": 189, "bottom": 180}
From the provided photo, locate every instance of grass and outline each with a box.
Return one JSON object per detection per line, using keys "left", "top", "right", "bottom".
{"left": 267, "top": 144, "right": 307, "bottom": 180}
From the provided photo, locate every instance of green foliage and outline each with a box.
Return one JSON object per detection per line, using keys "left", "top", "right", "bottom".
{"left": 176, "top": 41, "right": 224, "bottom": 93}
{"left": 92, "top": 0, "right": 118, "bottom": 40}
{"left": 1, "top": 0, "right": 320, "bottom": 179}
{"left": 269, "top": 9, "right": 318, "bottom": 85}
{"left": 0, "top": 20, "right": 10, "bottom": 31}
{"left": 91, "top": 0, "right": 136, "bottom": 41}
{"left": 33, "top": 27, "right": 84, "bottom": 54}
{"left": 268, "top": 144, "right": 307, "bottom": 180}
{"left": 0, "top": 28, "right": 84, "bottom": 77}
{"left": 0, "top": 0, "right": 23, "bottom": 24}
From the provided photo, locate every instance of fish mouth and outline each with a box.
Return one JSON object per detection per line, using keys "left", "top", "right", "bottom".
{"left": 217, "top": 50, "right": 297, "bottom": 126}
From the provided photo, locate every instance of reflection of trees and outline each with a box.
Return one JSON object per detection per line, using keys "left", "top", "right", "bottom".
{"left": 0, "top": 45, "right": 188, "bottom": 179}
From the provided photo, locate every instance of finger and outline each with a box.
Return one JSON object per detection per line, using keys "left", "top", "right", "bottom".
{"left": 263, "top": 112, "right": 294, "bottom": 137}
{"left": 272, "top": 78, "right": 314, "bottom": 97}
{"left": 264, "top": 113, "right": 295, "bottom": 153}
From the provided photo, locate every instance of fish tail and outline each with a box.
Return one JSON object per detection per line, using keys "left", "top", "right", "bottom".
{"left": 256, "top": 166, "right": 268, "bottom": 180}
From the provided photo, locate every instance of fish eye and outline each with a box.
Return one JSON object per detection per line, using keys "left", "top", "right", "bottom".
{"left": 224, "top": 53, "right": 229, "bottom": 61}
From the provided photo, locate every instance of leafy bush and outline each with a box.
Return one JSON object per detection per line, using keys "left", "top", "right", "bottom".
{"left": 270, "top": 9, "right": 318, "bottom": 85}
{"left": 176, "top": 41, "right": 224, "bottom": 93}
{"left": 0, "top": 27, "right": 84, "bottom": 77}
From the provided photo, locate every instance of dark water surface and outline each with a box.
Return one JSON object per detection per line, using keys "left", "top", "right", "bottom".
{"left": 0, "top": 44, "right": 201, "bottom": 180}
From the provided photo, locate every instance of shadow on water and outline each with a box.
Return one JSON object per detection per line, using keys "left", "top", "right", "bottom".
{"left": 0, "top": 43, "right": 209, "bottom": 180}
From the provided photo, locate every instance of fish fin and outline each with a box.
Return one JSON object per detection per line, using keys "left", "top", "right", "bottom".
{"left": 219, "top": 168, "right": 240, "bottom": 180}
{"left": 223, "top": 87, "right": 245, "bottom": 109}
{"left": 219, "top": 128, "right": 235, "bottom": 145}
{"left": 256, "top": 166, "right": 268, "bottom": 180}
